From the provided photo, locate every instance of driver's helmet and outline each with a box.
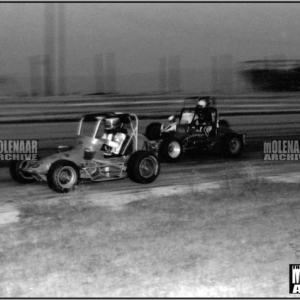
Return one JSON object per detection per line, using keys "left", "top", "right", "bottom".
{"left": 105, "top": 117, "right": 121, "bottom": 131}
{"left": 197, "top": 99, "right": 207, "bottom": 108}
{"left": 168, "top": 115, "right": 176, "bottom": 123}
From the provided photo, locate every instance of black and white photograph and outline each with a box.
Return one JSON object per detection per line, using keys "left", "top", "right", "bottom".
{"left": 1, "top": 1, "right": 300, "bottom": 297}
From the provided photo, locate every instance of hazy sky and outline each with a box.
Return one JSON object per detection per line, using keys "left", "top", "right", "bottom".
{"left": 1, "top": 3, "right": 300, "bottom": 79}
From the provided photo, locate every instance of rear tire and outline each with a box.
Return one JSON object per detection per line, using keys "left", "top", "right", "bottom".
{"left": 225, "top": 135, "right": 243, "bottom": 158}
{"left": 127, "top": 151, "right": 160, "bottom": 184}
{"left": 219, "top": 119, "right": 230, "bottom": 128}
{"left": 47, "top": 160, "right": 79, "bottom": 193}
{"left": 160, "top": 137, "right": 183, "bottom": 162}
{"left": 145, "top": 122, "right": 162, "bottom": 140}
{"left": 10, "top": 160, "right": 35, "bottom": 184}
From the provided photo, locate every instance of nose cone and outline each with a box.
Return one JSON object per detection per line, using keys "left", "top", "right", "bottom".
{"left": 22, "top": 158, "right": 50, "bottom": 174}
{"left": 22, "top": 136, "right": 105, "bottom": 175}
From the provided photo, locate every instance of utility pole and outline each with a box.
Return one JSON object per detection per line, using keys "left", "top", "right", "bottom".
{"left": 159, "top": 57, "right": 167, "bottom": 93}
{"left": 29, "top": 55, "right": 43, "bottom": 96}
{"left": 58, "top": 3, "right": 66, "bottom": 95}
{"left": 168, "top": 55, "right": 181, "bottom": 92}
{"left": 211, "top": 56, "right": 218, "bottom": 94}
{"left": 95, "top": 54, "right": 105, "bottom": 94}
{"left": 44, "top": 3, "right": 55, "bottom": 96}
{"left": 105, "top": 52, "right": 116, "bottom": 94}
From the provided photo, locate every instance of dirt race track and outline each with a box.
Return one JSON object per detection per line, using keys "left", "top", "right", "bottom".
{"left": 2, "top": 150, "right": 300, "bottom": 297}
{"left": 1, "top": 147, "right": 300, "bottom": 219}
{"left": 1, "top": 94, "right": 300, "bottom": 296}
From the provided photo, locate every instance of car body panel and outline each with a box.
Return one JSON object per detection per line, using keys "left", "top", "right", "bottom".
{"left": 19, "top": 112, "right": 158, "bottom": 183}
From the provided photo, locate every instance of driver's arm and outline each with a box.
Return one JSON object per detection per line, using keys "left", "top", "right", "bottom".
{"left": 102, "top": 139, "right": 120, "bottom": 148}
{"left": 101, "top": 133, "right": 120, "bottom": 149}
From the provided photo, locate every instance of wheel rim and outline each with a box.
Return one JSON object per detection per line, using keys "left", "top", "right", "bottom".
{"left": 168, "top": 141, "right": 181, "bottom": 158}
{"left": 139, "top": 157, "right": 156, "bottom": 178}
{"left": 229, "top": 138, "right": 241, "bottom": 154}
{"left": 19, "top": 161, "right": 34, "bottom": 180}
{"left": 57, "top": 166, "right": 77, "bottom": 188}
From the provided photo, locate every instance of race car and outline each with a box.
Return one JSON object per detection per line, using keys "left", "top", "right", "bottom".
{"left": 10, "top": 112, "right": 160, "bottom": 193}
{"left": 144, "top": 96, "right": 245, "bottom": 162}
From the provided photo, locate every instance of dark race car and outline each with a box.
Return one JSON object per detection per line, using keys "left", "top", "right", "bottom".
{"left": 145, "top": 96, "right": 246, "bottom": 162}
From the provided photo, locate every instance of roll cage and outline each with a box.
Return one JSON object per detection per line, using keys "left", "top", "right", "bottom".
{"left": 183, "top": 96, "right": 216, "bottom": 108}
{"left": 77, "top": 112, "right": 139, "bottom": 155}
{"left": 179, "top": 107, "right": 218, "bottom": 129}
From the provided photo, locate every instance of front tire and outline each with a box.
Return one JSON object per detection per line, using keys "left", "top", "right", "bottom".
{"left": 127, "top": 151, "right": 160, "bottom": 184}
{"left": 145, "top": 122, "right": 162, "bottom": 140}
{"left": 9, "top": 160, "right": 35, "bottom": 184}
{"left": 47, "top": 160, "right": 79, "bottom": 193}
{"left": 160, "top": 137, "right": 183, "bottom": 162}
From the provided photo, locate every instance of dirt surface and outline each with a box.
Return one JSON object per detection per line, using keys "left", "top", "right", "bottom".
{"left": 1, "top": 155, "right": 300, "bottom": 297}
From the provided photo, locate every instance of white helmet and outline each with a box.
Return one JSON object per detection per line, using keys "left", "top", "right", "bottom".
{"left": 197, "top": 100, "right": 207, "bottom": 108}
{"left": 105, "top": 117, "right": 121, "bottom": 130}
{"left": 168, "top": 115, "right": 176, "bottom": 123}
